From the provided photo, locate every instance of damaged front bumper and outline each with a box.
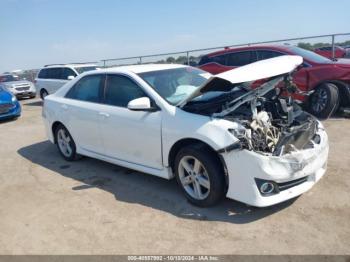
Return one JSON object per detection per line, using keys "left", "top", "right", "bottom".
{"left": 221, "top": 122, "right": 329, "bottom": 207}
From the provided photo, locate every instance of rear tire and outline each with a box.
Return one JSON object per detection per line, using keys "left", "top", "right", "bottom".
{"left": 174, "top": 145, "right": 226, "bottom": 207}
{"left": 308, "top": 83, "right": 339, "bottom": 118}
{"left": 54, "top": 124, "right": 78, "bottom": 161}
{"left": 40, "top": 89, "right": 49, "bottom": 100}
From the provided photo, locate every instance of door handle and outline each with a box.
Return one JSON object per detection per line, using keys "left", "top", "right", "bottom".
{"left": 99, "top": 112, "right": 110, "bottom": 118}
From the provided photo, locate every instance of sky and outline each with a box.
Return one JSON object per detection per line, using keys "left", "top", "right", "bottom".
{"left": 1, "top": 0, "right": 349, "bottom": 72}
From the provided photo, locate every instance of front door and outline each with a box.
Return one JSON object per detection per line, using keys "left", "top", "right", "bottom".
{"left": 98, "top": 74, "right": 163, "bottom": 170}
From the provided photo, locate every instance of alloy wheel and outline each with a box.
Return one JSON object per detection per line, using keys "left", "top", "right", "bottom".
{"left": 178, "top": 156, "right": 210, "bottom": 200}
{"left": 57, "top": 128, "right": 73, "bottom": 158}
{"left": 311, "top": 88, "right": 328, "bottom": 113}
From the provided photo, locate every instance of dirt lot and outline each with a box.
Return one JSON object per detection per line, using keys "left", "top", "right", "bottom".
{"left": 0, "top": 98, "right": 349, "bottom": 255}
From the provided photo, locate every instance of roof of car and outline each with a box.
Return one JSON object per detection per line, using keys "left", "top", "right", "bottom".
{"left": 102, "top": 63, "right": 187, "bottom": 74}
{"left": 43, "top": 63, "right": 98, "bottom": 68}
{"left": 204, "top": 44, "right": 292, "bottom": 57}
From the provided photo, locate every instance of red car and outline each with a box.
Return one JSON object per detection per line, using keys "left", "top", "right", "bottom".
{"left": 198, "top": 45, "right": 350, "bottom": 118}
{"left": 314, "top": 46, "right": 346, "bottom": 59}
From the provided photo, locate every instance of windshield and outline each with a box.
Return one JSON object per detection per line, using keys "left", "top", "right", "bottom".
{"left": 0, "top": 75, "right": 17, "bottom": 82}
{"left": 288, "top": 46, "right": 332, "bottom": 63}
{"left": 138, "top": 67, "right": 211, "bottom": 105}
{"left": 74, "top": 66, "right": 98, "bottom": 74}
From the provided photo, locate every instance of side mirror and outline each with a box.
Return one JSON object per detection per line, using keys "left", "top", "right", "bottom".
{"left": 127, "top": 97, "right": 158, "bottom": 112}
{"left": 67, "top": 75, "right": 75, "bottom": 80}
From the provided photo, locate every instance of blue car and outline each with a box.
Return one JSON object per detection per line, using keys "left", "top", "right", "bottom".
{"left": 0, "top": 86, "right": 21, "bottom": 121}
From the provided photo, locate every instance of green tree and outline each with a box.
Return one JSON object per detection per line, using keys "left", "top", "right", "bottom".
{"left": 166, "top": 57, "right": 176, "bottom": 63}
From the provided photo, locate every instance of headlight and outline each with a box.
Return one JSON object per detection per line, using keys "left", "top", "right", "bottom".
{"left": 11, "top": 96, "right": 17, "bottom": 102}
{"left": 228, "top": 127, "right": 247, "bottom": 139}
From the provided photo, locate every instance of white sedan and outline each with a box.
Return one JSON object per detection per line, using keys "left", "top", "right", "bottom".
{"left": 42, "top": 55, "right": 329, "bottom": 207}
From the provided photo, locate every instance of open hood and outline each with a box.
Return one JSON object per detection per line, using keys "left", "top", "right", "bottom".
{"left": 178, "top": 55, "right": 303, "bottom": 107}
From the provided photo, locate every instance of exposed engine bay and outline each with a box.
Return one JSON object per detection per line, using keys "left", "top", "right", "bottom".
{"left": 183, "top": 75, "right": 320, "bottom": 156}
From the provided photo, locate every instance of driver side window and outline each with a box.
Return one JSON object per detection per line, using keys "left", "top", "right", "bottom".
{"left": 104, "top": 75, "right": 146, "bottom": 107}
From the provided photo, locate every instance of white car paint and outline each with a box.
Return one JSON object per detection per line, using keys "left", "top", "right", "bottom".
{"left": 42, "top": 59, "right": 328, "bottom": 207}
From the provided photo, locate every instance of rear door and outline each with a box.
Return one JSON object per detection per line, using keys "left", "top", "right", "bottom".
{"left": 62, "top": 74, "right": 105, "bottom": 153}
{"left": 48, "top": 68, "right": 70, "bottom": 94}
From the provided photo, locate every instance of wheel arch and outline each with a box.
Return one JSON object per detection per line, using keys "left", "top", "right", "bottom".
{"left": 326, "top": 80, "right": 350, "bottom": 107}
{"left": 40, "top": 88, "right": 48, "bottom": 99}
{"left": 309, "top": 79, "right": 350, "bottom": 107}
{"left": 51, "top": 121, "right": 65, "bottom": 144}
{"left": 167, "top": 138, "right": 228, "bottom": 181}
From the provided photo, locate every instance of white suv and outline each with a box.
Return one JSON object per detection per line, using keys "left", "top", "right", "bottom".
{"left": 35, "top": 63, "right": 99, "bottom": 99}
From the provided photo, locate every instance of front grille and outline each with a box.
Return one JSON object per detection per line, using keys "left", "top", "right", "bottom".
{"left": 0, "top": 103, "right": 14, "bottom": 114}
{"left": 277, "top": 176, "right": 309, "bottom": 191}
{"left": 15, "top": 86, "right": 30, "bottom": 91}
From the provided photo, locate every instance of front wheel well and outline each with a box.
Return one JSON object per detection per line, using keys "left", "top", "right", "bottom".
{"left": 168, "top": 138, "right": 228, "bottom": 179}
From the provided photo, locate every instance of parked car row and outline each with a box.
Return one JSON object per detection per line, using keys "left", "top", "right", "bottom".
{"left": 42, "top": 56, "right": 329, "bottom": 207}
{"left": 0, "top": 63, "right": 99, "bottom": 121}
{"left": 2, "top": 47, "right": 335, "bottom": 207}
{"left": 197, "top": 45, "right": 350, "bottom": 118}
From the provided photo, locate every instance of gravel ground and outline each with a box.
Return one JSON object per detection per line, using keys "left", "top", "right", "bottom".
{"left": 0, "top": 98, "right": 349, "bottom": 255}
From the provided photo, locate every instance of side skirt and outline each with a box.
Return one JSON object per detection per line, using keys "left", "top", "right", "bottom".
{"left": 77, "top": 147, "right": 174, "bottom": 180}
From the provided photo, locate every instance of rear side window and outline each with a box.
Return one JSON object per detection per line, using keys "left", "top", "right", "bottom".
{"left": 38, "top": 68, "right": 76, "bottom": 79}
{"left": 319, "top": 47, "right": 331, "bottom": 51}
{"left": 65, "top": 74, "right": 103, "bottom": 103}
{"left": 104, "top": 75, "right": 146, "bottom": 107}
{"left": 198, "top": 55, "right": 210, "bottom": 65}
{"left": 38, "top": 69, "right": 48, "bottom": 79}
{"left": 211, "top": 55, "right": 227, "bottom": 65}
{"left": 226, "top": 51, "right": 256, "bottom": 66}
{"left": 38, "top": 68, "right": 61, "bottom": 79}
{"left": 47, "top": 68, "right": 62, "bottom": 79}
{"left": 199, "top": 55, "right": 227, "bottom": 66}
{"left": 256, "top": 50, "right": 284, "bottom": 60}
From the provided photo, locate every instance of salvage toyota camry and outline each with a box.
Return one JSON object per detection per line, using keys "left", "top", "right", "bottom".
{"left": 42, "top": 55, "right": 329, "bottom": 207}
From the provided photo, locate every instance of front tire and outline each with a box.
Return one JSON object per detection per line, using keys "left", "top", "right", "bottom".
{"left": 174, "top": 145, "right": 226, "bottom": 207}
{"left": 55, "top": 124, "right": 78, "bottom": 161}
{"left": 309, "top": 83, "right": 339, "bottom": 118}
{"left": 40, "top": 89, "right": 49, "bottom": 100}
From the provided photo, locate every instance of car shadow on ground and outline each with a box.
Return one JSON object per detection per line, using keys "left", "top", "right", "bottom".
{"left": 0, "top": 117, "right": 19, "bottom": 124}
{"left": 22, "top": 100, "right": 43, "bottom": 107}
{"left": 18, "top": 140, "right": 297, "bottom": 224}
